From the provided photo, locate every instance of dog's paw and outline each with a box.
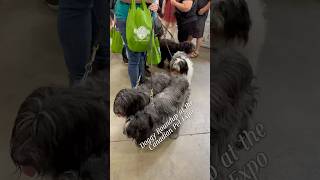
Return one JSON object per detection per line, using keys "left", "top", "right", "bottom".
{"left": 157, "top": 61, "right": 165, "bottom": 68}
{"left": 169, "top": 131, "right": 179, "bottom": 139}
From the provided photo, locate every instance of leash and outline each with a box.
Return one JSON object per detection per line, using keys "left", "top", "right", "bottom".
{"left": 148, "top": 13, "right": 156, "bottom": 103}
{"left": 82, "top": 44, "right": 100, "bottom": 82}
{"left": 81, "top": 10, "right": 107, "bottom": 82}
{"left": 138, "top": 13, "right": 176, "bottom": 100}
{"left": 159, "top": 19, "right": 175, "bottom": 58}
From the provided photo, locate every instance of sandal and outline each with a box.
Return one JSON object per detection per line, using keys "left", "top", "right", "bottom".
{"left": 190, "top": 51, "right": 199, "bottom": 58}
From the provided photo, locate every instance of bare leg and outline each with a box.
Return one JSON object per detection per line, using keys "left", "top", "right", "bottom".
{"left": 195, "top": 37, "right": 203, "bottom": 53}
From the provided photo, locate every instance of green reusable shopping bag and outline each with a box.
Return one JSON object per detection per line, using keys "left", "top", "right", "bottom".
{"left": 111, "top": 27, "right": 123, "bottom": 53}
{"left": 126, "top": 0, "right": 152, "bottom": 52}
{"left": 146, "top": 32, "right": 161, "bottom": 65}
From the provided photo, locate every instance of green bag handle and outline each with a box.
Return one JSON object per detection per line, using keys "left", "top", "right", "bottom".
{"left": 141, "top": 0, "right": 148, "bottom": 11}
{"left": 130, "top": 0, "right": 148, "bottom": 11}
{"left": 130, "top": 0, "right": 136, "bottom": 10}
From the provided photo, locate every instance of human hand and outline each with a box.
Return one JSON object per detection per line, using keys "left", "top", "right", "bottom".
{"left": 149, "top": 3, "right": 159, "bottom": 12}
{"left": 170, "top": 0, "right": 176, "bottom": 5}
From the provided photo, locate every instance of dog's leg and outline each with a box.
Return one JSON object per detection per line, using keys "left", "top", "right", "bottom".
{"left": 169, "top": 127, "right": 180, "bottom": 139}
{"left": 158, "top": 57, "right": 166, "bottom": 68}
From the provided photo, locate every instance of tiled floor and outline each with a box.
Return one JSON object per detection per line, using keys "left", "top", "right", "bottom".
{"left": 110, "top": 48, "right": 210, "bottom": 180}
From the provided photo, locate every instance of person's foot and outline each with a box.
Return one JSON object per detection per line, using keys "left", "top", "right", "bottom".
{"left": 121, "top": 48, "right": 128, "bottom": 64}
{"left": 122, "top": 56, "right": 128, "bottom": 64}
{"left": 190, "top": 51, "right": 199, "bottom": 58}
{"left": 46, "top": 0, "right": 59, "bottom": 10}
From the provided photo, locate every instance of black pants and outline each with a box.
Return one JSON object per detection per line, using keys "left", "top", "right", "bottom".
{"left": 58, "top": 0, "right": 108, "bottom": 85}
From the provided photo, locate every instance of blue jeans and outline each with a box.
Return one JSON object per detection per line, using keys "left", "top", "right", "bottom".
{"left": 58, "top": 0, "right": 108, "bottom": 85}
{"left": 116, "top": 19, "right": 145, "bottom": 88}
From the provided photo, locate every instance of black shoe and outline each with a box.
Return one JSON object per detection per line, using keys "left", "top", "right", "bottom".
{"left": 46, "top": 0, "right": 59, "bottom": 10}
{"left": 122, "top": 56, "right": 128, "bottom": 64}
{"left": 122, "top": 48, "right": 128, "bottom": 64}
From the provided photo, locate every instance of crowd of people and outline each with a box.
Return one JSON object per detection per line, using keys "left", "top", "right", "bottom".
{"left": 111, "top": 0, "right": 210, "bottom": 87}
{"left": 45, "top": 0, "right": 210, "bottom": 87}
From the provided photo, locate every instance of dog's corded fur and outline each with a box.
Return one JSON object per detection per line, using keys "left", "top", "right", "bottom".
{"left": 10, "top": 70, "right": 109, "bottom": 179}
{"left": 113, "top": 73, "right": 171, "bottom": 117}
{"left": 212, "top": 0, "right": 252, "bottom": 44}
{"left": 158, "top": 39, "right": 195, "bottom": 68}
{"left": 124, "top": 75, "right": 190, "bottom": 145}
{"left": 210, "top": 48, "right": 257, "bottom": 179}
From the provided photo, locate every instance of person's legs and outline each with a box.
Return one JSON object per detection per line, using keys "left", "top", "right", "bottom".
{"left": 191, "top": 19, "right": 205, "bottom": 58}
{"left": 117, "top": 19, "right": 145, "bottom": 88}
{"left": 92, "top": 0, "right": 108, "bottom": 66}
{"left": 177, "top": 24, "right": 188, "bottom": 42}
{"left": 195, "top": 37, "right": 203, "bottom": 53}
{"left": 58, "top": 0, "right": 94, "bottom": 85}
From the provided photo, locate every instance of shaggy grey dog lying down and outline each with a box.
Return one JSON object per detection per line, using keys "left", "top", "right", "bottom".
{"left": 123, "top": 75, "right": 190, "bottom": 145}
{"left": 113, "top": 72, "right": 172, "bottom": 117}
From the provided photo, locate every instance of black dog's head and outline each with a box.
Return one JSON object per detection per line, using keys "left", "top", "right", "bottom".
{"left": 124, "top": 111, "right": 154, "bottom": 145}
{"left": 212, "top": 0, "right": 252, "bottom": 44}
{"left": 10, "top": 86, "right": 107, "bottom": 178}
{"left": 113, "top": 89, "right": 150, "bottom": 117}
{"left": 179, "top": 41, "right": 195, "bottom": 54}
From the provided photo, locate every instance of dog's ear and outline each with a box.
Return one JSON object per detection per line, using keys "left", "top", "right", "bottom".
{"left": 124, "top": 115, "right": 138, "bottom": 138}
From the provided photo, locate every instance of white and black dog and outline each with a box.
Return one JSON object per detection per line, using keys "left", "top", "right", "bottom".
{"left": 158, "top": 39, "right": 195, "bottom": 68}
{"left": 170, "top": 51, "right": 194, "bottom": 84}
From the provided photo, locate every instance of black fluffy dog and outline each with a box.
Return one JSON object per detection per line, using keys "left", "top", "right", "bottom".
{"left": 212, "top": 0, "right": 252, "bottom": 44}
{"left": 10, "top": 70, "right": 109, "bottom": 180}
{"left": 158, "top": 39, "right": 195, "bottom": 68}
{"left": 124, "top": 75, "right": 190, "bottom": 145}
{"left": 211, "top": 48, "right": 257, "bottom": 179}
{"left": 113, "top": 73, "right": 171, "bottom": 118}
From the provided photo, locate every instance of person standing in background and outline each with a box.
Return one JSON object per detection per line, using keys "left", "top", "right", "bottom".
{"left": 171, "top": 0, "right": 197, "bottom": 42}
{"left": 162, "top": 0, "right": 177, "bottom": 32}
{"left": 58, "top": 0, "right": 108, "bottom": 85}
{"left": 115, "top": 0, "right": 159, "bottom": 88}
{"left": 191, "top": 0, "right": 210, "bottom": 58}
